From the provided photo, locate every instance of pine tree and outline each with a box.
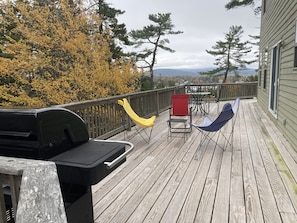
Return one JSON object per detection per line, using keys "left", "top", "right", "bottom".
{"left": 129, "top": 13, "right": 183, "bottom": 89}
{"left": 204, "top": 25, "right": 255, "bottom": 82}
{"left": 203, "top": 25, "right": 255, "bottom": 100}
{"left": 225, "top": 0, "right": 261, "bottom": 14}
{"left": 95, "top": 0, "right": 130, "bottom": 60}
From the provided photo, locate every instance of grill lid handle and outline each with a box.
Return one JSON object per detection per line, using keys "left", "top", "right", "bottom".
{"left": 92, "top": 139, "right": 134, "bottom": 170}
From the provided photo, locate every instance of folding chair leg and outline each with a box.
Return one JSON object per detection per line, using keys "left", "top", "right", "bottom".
{"left": 213, "top": 131, "right": 231, "bottom": 150}
{"left": 194, "top": 130, "right": 233, "bottom": 160}
{"left": 194, "top": 131, "right": 210, "bottom": 159}
{"left": 194, "top": 131, "right": 213, "bottom": 160}
{"left": 167, "top": 123, "right": 172, "bottom": 139}
{"left": 124, "top": 126, "right": 153, "bottom": 144}
{"left": 224, "top": 130, "right": 234, "bottom": 150}
{"left": 167, "top": 119, "right": 191, "bottom": 141}
{"left": 135, "top": 126, "right": 153, "bottom": 144}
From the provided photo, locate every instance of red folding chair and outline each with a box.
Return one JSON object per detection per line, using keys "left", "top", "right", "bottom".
{"left": 167, "top": 94, "right": 192, "bottom": 139}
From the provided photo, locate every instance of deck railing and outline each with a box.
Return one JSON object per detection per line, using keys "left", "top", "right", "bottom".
{"left": 186, "top": 82, "right": 258, "bottom": 100}
{"left": 58, "top": 82, "right": 257, "bottom": 139}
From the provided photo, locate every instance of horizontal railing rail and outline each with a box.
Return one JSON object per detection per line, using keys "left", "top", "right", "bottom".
{"left": 57, "top": 82, "right": 257, "bottom": 139}
{"left": 186, "top": 82, "right": 258, "bottom": 101}
{"left": 56, "top": 86, "right": 186, "bottom": 139}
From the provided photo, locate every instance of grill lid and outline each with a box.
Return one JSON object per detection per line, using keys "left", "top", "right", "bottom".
{"left": 0, "top": 108, "right": 89, "bottom": 159}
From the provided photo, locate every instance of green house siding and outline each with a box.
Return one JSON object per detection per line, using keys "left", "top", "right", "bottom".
{"left": 258, "top": 0, "right": 297, "bottom": 151}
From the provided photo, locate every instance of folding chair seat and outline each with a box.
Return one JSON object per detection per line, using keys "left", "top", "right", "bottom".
{"left": 118, "top": 98, "right": 156, "bottom": 143}
{"left": 191, "top": 97, "right": 240, "bottom": 158}
{"left": 167, "top": 94, "right": 192, "bottom": 139}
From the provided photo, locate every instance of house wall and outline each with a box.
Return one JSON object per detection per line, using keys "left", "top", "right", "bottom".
{"left": 258, "top": 0, "right": 297, "bottom": 151}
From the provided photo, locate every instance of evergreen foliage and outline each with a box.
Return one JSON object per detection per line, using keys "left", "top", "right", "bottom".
{"left": 203, "top": 25, "right": 256, "bottom": 101}
{"left": 225, "top": 0, "right": 254, "bottom": 9}
{"left": 202, "top": 25, "right": 255, "bottom": 83}
{"left": 129, "top": 13, "right": 183, "bottom": 89}
{"left": 95, "top": 0, "right": 131, "bottom": 60}
{"left": 225, "top": 0, "right": 261, "bottom": 15}
{"left": 139, "top": 75, "right": 151, "bottom": 91}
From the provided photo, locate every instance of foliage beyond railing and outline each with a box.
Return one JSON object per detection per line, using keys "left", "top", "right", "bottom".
{"left": 58, "top": 82, "right": 257, "bottom": 139}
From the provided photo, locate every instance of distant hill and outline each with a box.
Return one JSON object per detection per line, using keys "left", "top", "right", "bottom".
{"left": 153, "top": 68, "right": 257, "bottom": 76}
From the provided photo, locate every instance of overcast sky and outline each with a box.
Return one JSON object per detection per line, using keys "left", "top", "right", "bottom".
{"left": 108, "top": 0, "right": 261, "bottom": 69}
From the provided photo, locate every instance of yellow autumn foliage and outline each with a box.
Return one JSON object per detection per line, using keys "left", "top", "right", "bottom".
{"left": 0, "top": 0, "right": 140, "bottom": 107}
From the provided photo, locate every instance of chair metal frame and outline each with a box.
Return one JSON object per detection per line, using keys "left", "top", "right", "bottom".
{"left": 118, "top": 98, "right": 156, "bottom": 143}
{"left": 167, "top": 94, "right": 192, "bottom": 139}
{"left": 191, "top": 98, "right": 240, "bottom": 158}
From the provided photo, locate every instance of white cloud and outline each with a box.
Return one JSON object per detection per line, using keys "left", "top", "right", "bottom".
{"left": 108, "top": 0, "right": 260, "bottom": 69}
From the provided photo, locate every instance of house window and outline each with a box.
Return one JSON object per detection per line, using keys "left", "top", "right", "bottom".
{"left": 259, "top": 52, "right": 262, "bottom": 68}
{"left": 294, "top": 47, "right": 297, "bottom": 67}
{"left": 263, "top": 70, "right": 267, "bottom": 89}
{"left": 263, "top": 0, "right": 266, "bottom": 14}
{"left": 295, "top": 20, "right": 297, "bottom": 43}
{"left": 295, "top": 20, "right": 297, "bottom": 67}
{"left": 270, "top": 44, "right": 280, "bottom": 113}
{"left": 259, "top": 71, "right": 262, "bottom": 86}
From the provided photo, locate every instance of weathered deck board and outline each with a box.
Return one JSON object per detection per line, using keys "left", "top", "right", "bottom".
{"left": 245, "top": 103, "right": 282, "bottom": 223}
{"left": 212, "top": 151, "right": 232, "bottom": 223}
{"left": 92, "top": 99, "right": 297, "bottom": 223}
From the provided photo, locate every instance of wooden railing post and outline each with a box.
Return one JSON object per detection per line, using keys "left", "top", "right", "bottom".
{"left": 156, "top": 91, "right": 160, "bottom": 116}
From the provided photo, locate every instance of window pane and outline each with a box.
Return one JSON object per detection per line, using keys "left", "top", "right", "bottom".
{"left": 263, "top": 70, "right": 267, "bottom": 89}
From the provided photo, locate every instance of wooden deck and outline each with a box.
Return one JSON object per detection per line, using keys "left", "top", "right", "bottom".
{"left": 92, "top": 98, "right": 297, "bottom": 223}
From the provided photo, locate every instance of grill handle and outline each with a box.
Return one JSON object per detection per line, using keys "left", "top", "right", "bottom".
{"left": 93, "top": 139, "right": 134, "bottom": 170}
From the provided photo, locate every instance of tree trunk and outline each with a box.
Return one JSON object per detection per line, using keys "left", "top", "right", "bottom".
{"left": 149, "top": 67, "right": 154, "bottom": 89}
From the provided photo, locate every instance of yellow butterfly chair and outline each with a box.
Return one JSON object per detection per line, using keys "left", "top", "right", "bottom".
{"left": 118, "top": 98, "right": 156, "bottom": 143}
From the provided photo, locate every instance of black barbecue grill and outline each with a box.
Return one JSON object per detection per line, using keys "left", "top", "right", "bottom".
{"left": 0, "top": 107, "right": 134, "bottom": 223}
